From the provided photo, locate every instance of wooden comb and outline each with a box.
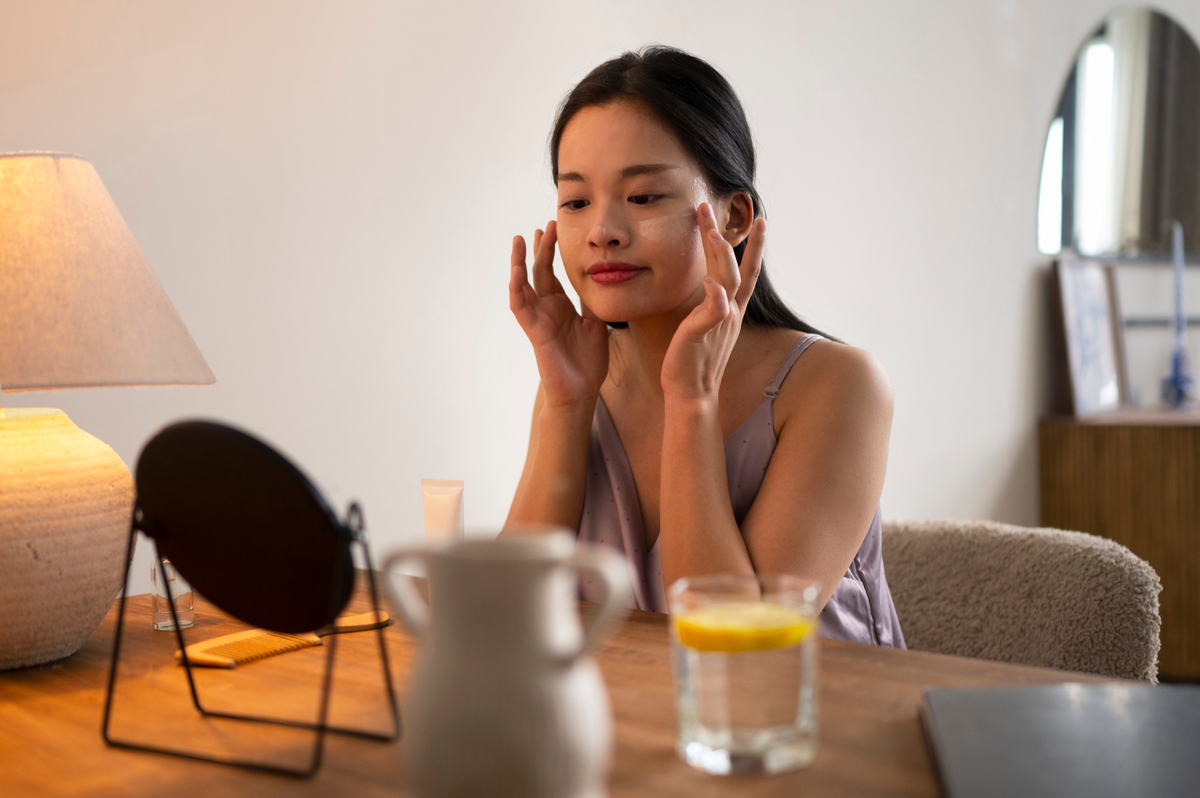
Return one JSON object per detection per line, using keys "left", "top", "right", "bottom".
{"left": 175, "top": 611, "right": 391, "bottom": 668}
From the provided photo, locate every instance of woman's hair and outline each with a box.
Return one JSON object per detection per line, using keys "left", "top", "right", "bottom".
{"left": 550, "top": 45, "right": 833, "bottom": 338}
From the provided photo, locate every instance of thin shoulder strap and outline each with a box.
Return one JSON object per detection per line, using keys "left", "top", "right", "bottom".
{"left": 764, "top": 334, "right": 823, "bottom": 400}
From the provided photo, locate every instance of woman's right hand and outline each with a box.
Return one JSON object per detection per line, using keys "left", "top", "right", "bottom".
{"left": 509, "top": 220, "right": 610, "bottom": 409}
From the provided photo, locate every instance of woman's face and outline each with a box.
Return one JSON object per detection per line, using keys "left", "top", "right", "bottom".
{"left": 554, "top": 101, "right": 742, "bottom": 325}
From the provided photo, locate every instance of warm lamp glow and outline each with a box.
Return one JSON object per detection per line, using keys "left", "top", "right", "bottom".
{"left": 0, "top": 153, "right": 213, "bottom": 669}
{"left": 0, "top": 152, "right": 213, "bottom": 391}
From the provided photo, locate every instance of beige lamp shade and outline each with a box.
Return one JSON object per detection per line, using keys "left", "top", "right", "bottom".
{"left": 0, "top": 152, "right": 213, "bottom": 391}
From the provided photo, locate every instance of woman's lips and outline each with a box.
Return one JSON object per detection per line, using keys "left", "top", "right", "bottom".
{"left": 587, "top": 263, "right": 646, "bottom": 285}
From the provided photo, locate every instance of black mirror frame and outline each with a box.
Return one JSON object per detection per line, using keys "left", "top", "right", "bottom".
{"left": 100, "top": 420, "right": 400, "bottom": 777}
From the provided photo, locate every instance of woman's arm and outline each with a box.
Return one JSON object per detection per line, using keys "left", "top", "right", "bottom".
{"left": 740, "top": 342, "right": 893, "bottom": 608}
{"left": 657, "top": 202, "right": 762, "bottom": 586}
{"left": 659, "top": 341, "right": 892, "bottom": 605}
{"left": 658, "top": 395, "right": 755, "bottom": 585}
{"left": 503, "top": 384, "right": 596, "bottom": 532}
{"left": 656, "top": 202, "right": 891, "bottom": 603}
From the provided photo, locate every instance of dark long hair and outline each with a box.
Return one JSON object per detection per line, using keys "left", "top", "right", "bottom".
{"left": 550, "top": 46, "right": 833, "bottom": 338}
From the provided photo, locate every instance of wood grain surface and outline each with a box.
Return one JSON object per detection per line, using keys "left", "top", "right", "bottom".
{"left": 0, "top": 576, "right": 1106, "bottom": 797}
{"left": 1040, "top": 417, "right": 1200, "bottom": 678}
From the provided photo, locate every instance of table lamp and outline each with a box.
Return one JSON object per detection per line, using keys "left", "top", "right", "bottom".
{"left": 0, "top": 152, "right": 214, "bottom": 670}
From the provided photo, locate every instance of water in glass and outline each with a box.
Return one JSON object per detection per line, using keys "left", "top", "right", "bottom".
{"left": 669, "top": 574, "right": 819, "bottom": 775}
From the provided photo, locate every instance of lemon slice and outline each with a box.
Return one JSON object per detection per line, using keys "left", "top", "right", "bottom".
{"left": 674, "top": 603, "right": 815, "bottom": 653}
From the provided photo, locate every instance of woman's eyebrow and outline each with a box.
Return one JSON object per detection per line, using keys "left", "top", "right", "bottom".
{"left": 620, "top": 163, "right": 677, "bottom": 179}
{"left": 557, "top": 163, "right": 679, "bottom": 184}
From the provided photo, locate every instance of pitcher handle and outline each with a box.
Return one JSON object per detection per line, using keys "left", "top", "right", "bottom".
{"left": 380, "top": 548, "right": 430, "bottom": 640}
{"left": 569, "top": 544, "right": 631, "bottom": 661}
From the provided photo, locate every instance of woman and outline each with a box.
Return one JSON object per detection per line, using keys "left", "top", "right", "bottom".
{"left": 504, "top": 46, "right": 903, "bottom": 647}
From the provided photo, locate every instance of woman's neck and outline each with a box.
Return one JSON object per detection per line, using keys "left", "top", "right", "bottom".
{"left": 616, "top": 310, "right": 690, "bottom": 397}
{"left": 612, "top": 312, "right": 777, "bottom": 399}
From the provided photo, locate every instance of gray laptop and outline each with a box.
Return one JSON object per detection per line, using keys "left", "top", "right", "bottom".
{"left": 921, "top": 684, "right": 1200, "bottom": 798}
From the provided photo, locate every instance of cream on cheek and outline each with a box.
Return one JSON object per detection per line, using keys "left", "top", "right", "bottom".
{"left": 633, "top": 209, "right": 696, "bottom": 251}
{"left": 635, "top": 211, "right": 702, "bottom": 296}
{"left": 634, "top": 179, "right": 710, "bottom": 289}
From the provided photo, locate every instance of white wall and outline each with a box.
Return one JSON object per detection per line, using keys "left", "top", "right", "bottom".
{"left": 4, "top": 0, "right": 1196, "bottom": 595}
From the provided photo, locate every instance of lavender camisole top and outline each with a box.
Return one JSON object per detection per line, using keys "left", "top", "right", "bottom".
{"left": 577, "top": 334, "right": 906, "bottom": 648}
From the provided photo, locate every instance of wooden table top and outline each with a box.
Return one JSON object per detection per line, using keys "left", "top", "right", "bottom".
{"left": 0, "top": 582, "right": 1108, "bottom": 797}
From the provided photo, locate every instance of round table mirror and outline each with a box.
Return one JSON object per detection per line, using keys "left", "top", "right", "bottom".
{"left": 134, "top": 421, "right": 354, "bottom": 634}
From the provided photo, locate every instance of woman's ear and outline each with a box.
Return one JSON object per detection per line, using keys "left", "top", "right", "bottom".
{"left": 722, "top": 191, "right": 755, "bottom": 248}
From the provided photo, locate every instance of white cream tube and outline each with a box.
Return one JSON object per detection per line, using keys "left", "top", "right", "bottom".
{"left": 421, "top": 479, "right": 464, "bottom": 545}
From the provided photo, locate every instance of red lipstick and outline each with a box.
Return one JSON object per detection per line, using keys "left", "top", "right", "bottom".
{"left": 587, "top": 262, "right": 646, "bottom": 285}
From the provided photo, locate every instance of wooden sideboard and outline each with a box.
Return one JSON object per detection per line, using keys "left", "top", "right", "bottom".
{"left": 1040, "top": 412, "right": 1200, "bottom": 679}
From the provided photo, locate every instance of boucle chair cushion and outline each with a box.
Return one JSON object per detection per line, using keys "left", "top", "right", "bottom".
{"left": 882, "top": 519, "right": 1161, "bottom": 682}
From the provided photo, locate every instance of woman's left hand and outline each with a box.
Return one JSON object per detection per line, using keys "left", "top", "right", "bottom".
{"left": 661, "top": 202, "right": 765, "bottom": 403}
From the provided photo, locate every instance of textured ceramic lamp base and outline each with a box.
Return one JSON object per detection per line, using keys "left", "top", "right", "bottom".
{"left": 0, "top": 408, "right": 132, "bottom": 670}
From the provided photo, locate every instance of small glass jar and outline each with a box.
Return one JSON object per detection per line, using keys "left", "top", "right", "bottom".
{"left": 150, "top": 558, "right": 195, "bottom": 631}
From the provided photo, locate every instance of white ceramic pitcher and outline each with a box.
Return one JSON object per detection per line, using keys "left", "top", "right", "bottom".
{"left": 382, "top": 530, "right": 630, "bottom": 798}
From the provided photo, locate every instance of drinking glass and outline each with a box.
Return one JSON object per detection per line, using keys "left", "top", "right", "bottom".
{"left": 668, "top": 573, "right": 820, "bottom": 775}
{"left": 151, "top": 558, "right": 195, "bottom": 631}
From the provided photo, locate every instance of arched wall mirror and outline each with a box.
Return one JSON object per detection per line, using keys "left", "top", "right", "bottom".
{"left": 1043, "top": 7, "right": 1200, "bottom": 412}
{"left": 1039, "top": 7, "right": 1200, "bottom": 259}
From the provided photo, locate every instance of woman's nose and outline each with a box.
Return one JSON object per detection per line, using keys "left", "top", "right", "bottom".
{"left": 585, "top": 203, "right": 630, "bottom": 250}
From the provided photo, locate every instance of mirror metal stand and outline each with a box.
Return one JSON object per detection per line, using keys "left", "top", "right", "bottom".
{"left": 101, "top": 502, "right": 401, "bottom": 778}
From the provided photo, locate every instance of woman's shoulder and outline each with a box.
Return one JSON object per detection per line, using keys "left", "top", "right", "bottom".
{"left": 771, "top": 334, "right": 893, "bottom": 434}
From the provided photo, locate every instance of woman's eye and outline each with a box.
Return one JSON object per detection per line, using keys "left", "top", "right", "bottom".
{"left": 559, "top": 199, "right": 589, "bottom": 211}
{"left": 629, "top": 194, "right": 660, "bottom": 205}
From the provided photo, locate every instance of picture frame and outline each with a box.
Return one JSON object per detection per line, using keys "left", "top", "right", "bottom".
{"left": 1053, "top": 256, "right": 1131, "bottom": 416}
